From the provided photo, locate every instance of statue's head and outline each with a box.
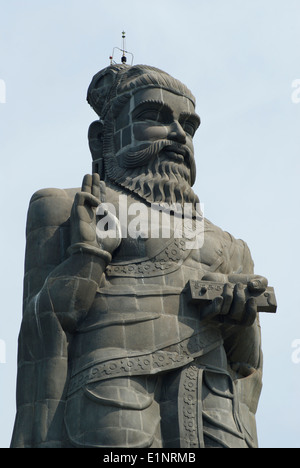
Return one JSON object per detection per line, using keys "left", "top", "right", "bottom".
{"left": 87, "top": 64, "right": 201, "bottom": 206}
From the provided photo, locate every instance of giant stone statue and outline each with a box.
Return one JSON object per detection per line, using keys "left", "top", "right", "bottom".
{"left": 11, "top": 64, "right": 276, "bottom": 448}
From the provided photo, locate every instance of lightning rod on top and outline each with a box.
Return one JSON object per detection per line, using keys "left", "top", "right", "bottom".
{"left": 110, "top": 31, "right": 134, "bottom": 65}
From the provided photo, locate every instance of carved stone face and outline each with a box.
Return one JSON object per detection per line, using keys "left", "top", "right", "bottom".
{"left": 113, "top": 88, "right": 200, "bottom": 184}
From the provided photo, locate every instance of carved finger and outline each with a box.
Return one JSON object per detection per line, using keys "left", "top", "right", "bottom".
{"left": 220, "top": 283, "right": 234, "bottom": 316}
{"left": 91, "top": 173, "right": 101, "bottom": 200}
{"left": 229, "top": 283, "right": 246, "bottom": 322}
{"left": 74, "top": 191, "right": 100, "bottom": 208}
{"left": 99, "top": 181, "right": 106, "bottom": 203}
{"left": 247, "top": 275, "right": 268, "bottom": 293}
{"left": 81, "top": 174, "right": 93, "bottom": 193}
{"left": 242, "top": 298, "right": 257, "bottom": 327}
{"left": 202, "top": 273, "right": 228, "bottom": 283}
{"left": 228, "top": 274, "right": 251, "bottom": 285}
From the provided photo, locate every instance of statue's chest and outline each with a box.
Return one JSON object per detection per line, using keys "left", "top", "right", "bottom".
{"left": 106, "top": 234, "right": 190, "bottom": 278}
{"left": 102, "top": 191, "right": 236, "bottom": 279}
{"left": 105, "top": 224, "right": 232, "bottom": 279}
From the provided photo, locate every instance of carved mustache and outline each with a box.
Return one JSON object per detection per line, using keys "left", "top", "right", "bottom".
{"left": 123, "top": 140, "right": 192, "bottom": 168}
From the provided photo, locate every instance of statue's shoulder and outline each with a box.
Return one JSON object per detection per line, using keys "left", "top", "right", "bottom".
{"left": 26, "top": 187, "right": 79, "bottom": 234}
{"left": 30, "top": 187, "right": 78, "bottom": 202}
{"left": 23, "top": 187, "right": 80, "bottom": 302}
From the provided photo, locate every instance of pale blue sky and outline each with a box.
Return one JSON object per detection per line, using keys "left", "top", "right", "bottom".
{"left": 1, "top": 0, "right": 300, "bottom": 448}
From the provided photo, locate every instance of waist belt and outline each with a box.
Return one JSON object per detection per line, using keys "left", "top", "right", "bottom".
{"left": 67, "top": 350, "right": 193, "bottom": 396}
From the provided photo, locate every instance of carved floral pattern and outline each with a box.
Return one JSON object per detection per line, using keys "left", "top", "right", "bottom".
{"left": 106, "top": 238, "right": 189, "bottom": 277}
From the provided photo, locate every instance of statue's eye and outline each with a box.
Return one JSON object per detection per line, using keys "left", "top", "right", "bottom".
{"left": 182, "top": 121, "right": 196, "bottom": 137}
{"left": 135, "top": 109, "right": 160, "bottom": 121}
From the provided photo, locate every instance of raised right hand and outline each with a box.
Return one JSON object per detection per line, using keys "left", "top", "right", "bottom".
{"left": 70, "top": 173, "right": 121, "bottom": 255}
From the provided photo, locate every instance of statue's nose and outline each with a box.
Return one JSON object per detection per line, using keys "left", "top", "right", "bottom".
{"left": 168, "top": 120, "right": 186, "bottom": 144}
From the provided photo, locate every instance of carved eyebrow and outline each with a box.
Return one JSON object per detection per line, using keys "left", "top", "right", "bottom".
{"left": 179, "top": 111, "right": 201, "bottom": 127}
{"left": 133, "top": 100, "right": 174, "bottom": 114}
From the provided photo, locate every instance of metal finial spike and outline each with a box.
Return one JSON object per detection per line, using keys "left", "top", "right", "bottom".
{"left": 121, "top": 31, "right": 127, "bottom": 64}
{"left": 110, "top": 31, "right": 134, "bottom": 65}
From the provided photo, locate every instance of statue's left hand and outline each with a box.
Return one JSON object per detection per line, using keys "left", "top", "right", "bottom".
{"left": 199, "top": 272, "right": 268, "bottom": 327}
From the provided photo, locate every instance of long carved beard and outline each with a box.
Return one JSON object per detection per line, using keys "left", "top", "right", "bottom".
{"left": 105, "top": 155, "right": 200, "bottom": 210}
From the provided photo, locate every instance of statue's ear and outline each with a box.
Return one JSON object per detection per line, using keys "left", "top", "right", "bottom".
{"left": 88, "top": 120, "right": 104, "bottom": 160}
